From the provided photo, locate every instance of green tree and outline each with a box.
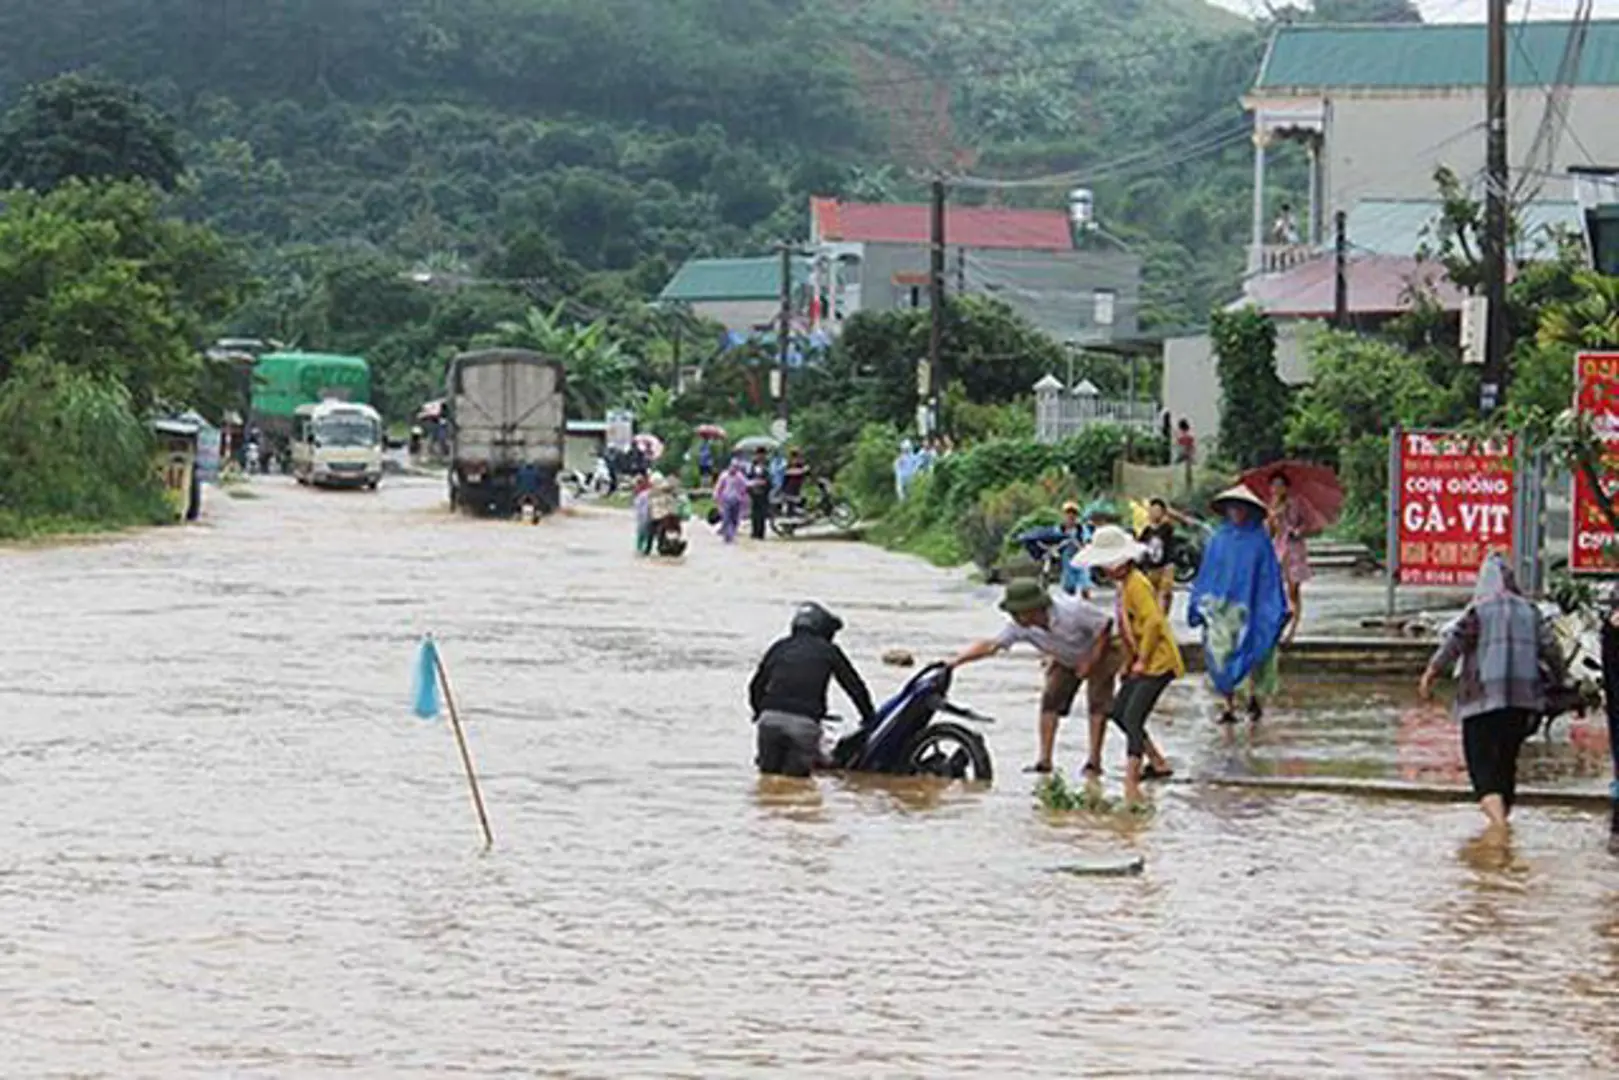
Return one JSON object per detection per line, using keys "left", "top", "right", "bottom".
{"left": 0, "top": 75, "right": 183, "bottom": 192}
{"left": 1211, "top": 306, "right": 1287, "bottom": 469}
{"left": 0, "top": 180, "right": 246, "bottom": 410}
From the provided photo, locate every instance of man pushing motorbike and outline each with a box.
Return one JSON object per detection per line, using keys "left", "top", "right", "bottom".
{"left": 947, "top": 579, "right": 1166, "bottom": 778}
{"left": 750, "top": 602, "right": 877, "bottom": 777}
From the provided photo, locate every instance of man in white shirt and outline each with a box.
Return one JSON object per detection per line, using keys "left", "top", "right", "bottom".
{"left": 948, "top": 579, "right": 1121, "bottom": 775}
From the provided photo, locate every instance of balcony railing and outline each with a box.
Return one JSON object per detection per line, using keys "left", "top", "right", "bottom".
{"left": 1250, "top": 243, "right": 1324, "bottom": 275}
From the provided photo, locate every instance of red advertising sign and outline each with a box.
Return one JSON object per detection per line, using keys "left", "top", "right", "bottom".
{"left": 1571, "top": 351, "right": 1619, "bottom": 574}
{"left": 1397, "top": 430, "right": 1516, "bottom": 586}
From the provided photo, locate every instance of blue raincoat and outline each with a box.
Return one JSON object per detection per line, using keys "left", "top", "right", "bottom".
{"left": 1188, "top": 516, "right": 1288, "bottom": 695}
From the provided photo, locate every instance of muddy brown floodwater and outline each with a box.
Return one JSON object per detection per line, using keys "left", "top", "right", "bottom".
{"left": 2, "top": 476, "right": 1616, "bottom": 1078}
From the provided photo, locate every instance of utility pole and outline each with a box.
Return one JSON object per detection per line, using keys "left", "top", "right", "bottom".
{"left": 777, "top": 242, "right": 792, "bottom": 424}
{"left": 1333, "top": 210, "right": 1348, "bottom": 330}
{"left": 928, "top": 178, "right": 946, "bottom": 435}
{"left": 1481, "top": 0, "right": 1510, "bottom": 414}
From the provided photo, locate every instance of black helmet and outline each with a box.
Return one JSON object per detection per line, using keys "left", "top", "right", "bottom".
{"left": 790, "top": 602, "right": 843, "bottom": 641}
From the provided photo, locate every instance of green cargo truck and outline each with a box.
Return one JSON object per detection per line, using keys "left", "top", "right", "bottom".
{"left": 250, "top": 352, "right": 371, "bottom": 471}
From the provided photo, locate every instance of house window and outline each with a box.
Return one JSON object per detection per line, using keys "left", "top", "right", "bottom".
{"left": 1093, "top": 288, "right": 1116, "bottom": 328}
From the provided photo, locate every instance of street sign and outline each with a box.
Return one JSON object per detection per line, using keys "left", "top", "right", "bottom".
{"left": 1460, "top": 296, "right": 1488, "bottom": 364}
{"left": 1395, "top": 429, "right": 1516, "bottom": 586}
{"left": 1570, "top": 351, "right": 1619, "bottom": 574}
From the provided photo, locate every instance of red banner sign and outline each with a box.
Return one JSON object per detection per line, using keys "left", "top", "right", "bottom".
{"left": 1571, "top": 351, "right": 1619, "bottom": 574}
{"left": 1397, "top": 430, "right": 1516, "bottom": 586}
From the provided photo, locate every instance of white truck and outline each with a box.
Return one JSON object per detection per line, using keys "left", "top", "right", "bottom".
{"left": 445, "top": 349, "right": 567, "bottom": 517}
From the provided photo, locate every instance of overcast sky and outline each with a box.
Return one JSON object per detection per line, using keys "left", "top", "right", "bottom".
{"left": 1206, "top": 0, "right": 1619, "bottom": 21}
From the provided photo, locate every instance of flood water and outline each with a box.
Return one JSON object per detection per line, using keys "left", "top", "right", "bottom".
{"left": 2, "top": 476, "right": 1616, "bottom": 1078}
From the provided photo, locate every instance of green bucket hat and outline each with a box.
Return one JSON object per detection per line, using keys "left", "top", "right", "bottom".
{"left": 1000, "top": 579, "right": 1052, "bottom": 615}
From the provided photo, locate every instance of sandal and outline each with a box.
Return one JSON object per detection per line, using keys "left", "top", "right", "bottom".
{"left": 1217, "top": 709, "right": 1239, "bottom": 726}
{"left": 1081, "top": 761, "right": 1103, "bottom": 777}
{"left": 1141, "top": 764, "right": 1175, "bottom": 781}
{"left": 1246, "top": 697, "right": 1264, "bottom": 723}
{"left": 1023, "top": 761, "right": 1054, "bottom": 775}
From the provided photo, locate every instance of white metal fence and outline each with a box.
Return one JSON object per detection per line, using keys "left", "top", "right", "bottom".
{"left": 1035, "top": 395, "right": 1161, "bottom": 444}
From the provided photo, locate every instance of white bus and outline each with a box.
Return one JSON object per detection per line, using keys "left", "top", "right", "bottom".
{"left": 291, "top": 399, "right": 384, "bottom": 489}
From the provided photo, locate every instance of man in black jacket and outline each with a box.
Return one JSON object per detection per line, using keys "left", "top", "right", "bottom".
{"left": 750, "top": 602, "right": 877, "bottom": 776}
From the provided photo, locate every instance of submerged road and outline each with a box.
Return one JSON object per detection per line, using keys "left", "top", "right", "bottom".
{"left": 1, "top": 476, "right": 1615, "bottom": 1077}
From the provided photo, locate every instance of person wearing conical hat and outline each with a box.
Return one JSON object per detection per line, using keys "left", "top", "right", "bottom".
{"left": 1073, "top": 525, "right": 1184, "bottom": 808}
{"left": 1190, "top": 485, "right": 1289, "bottom": 725}
{"left": 946, "top": 578, "right": 1125, "bottom": 776}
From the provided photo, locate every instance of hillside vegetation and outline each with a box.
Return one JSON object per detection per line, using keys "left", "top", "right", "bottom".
{"left": 0, "top": 0, "right": 1271, "bottom": 411}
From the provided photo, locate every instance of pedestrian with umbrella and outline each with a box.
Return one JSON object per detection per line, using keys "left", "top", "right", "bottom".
{"left": 1241, "top": 461, "right": 1342, "bottom": 646}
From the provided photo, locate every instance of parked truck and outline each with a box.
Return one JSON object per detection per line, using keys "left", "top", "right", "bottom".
{"left": 250, "top": 352, "right": 371, "bottom": 472}
{"left": 445, "top": 349, "right": 567, "bottom": 518}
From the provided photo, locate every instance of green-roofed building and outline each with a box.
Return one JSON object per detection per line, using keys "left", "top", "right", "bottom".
{"left": 658, "top": 256, "right": 810, "bottom": 333}
{"left": 1243, "top": 20, "right": 1619, "bottom": 274}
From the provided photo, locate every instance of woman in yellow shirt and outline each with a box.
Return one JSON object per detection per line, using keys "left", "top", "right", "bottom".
{"left": 1075, "top": 525, "right": 1184, "bottom": 806}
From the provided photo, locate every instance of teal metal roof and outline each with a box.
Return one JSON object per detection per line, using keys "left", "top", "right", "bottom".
{"left": 1256, "top": 21, "right": 1619, "bottom": 91}
{"left": 659, "top": 257, "right": 809, "bottom": 303}
{"left": 1344, "top": 198, "right": 1582, "bottom": 259}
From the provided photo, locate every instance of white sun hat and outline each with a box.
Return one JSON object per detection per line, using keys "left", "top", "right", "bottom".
{"left": 1071, "top": 524, "right": 1147, "bottom": 569}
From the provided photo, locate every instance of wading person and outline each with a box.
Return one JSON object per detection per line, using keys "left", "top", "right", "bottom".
{"left": 712, "top": 456, "right": 748, "bottom": 545}
{"left": 1074, "top": 526, "right": 1182, "bottom": 805}
{"left": 1419, "top": 553, "right": 1559, "bottom": 841}
{"left": 1269, "top": 472, "right": 1311, "bottom": 646}
{"left": 746, "top": 446, "right": 772, "bottom": 541}
{"left": 1191, "top": 486, "right": 1288, "bottom": 724}
{"left": 750, "top": 603, "right": 876, "bottom": 777}
{"left": 947, "top": 579, "right": 1137, "bottom": 777}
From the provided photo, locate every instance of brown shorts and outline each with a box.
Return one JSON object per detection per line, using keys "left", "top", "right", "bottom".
{"left": 1147, "top": 565, "right": 1175, "bottom": 594}
{"left": 1040, "top": 644, "right": 1122, "bottom": 718}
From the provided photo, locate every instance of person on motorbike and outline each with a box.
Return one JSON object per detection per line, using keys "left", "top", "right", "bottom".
{"left": 779, "top": 448, "right": 809, "bottom": 516}
{"left": 750, "top": 602, "right": 877, "bottom": 777}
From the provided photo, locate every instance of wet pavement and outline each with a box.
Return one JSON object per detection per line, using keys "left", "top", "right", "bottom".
{"left": 1, "top": 476, "right": 1616, "bottom": 1078}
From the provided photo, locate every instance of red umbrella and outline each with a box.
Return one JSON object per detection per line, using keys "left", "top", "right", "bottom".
{"left": 695, "top": 424, "right": 727, "bottom": 440}
{"left": 1239, "top": 460, "right": 1342, "bottom": 537}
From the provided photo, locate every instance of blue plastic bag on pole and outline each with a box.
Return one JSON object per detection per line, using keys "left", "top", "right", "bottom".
{"left": 412, "top": 636, "right": 442, "bottom": 720}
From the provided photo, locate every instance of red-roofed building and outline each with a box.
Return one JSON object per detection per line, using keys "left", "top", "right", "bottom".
{"left": 806, "top": 197, "right": 1142, "bottom": 344}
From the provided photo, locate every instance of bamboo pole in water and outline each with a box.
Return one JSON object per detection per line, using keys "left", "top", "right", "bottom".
{"left": 432, "top": 648, "right": 494, "bottom": 851}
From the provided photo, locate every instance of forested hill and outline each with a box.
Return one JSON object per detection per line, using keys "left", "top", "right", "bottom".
{"left": 0, "top": 0, "right": 1266, "bottom": 328}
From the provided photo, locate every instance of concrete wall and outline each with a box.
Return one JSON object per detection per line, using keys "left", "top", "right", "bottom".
{"left": 856, "top": 242, "right": 1142, "bottom": 343}
{"left": 1323, "top": 87, "right": 1619, "bottom": 211}
{"left": 690, "top": 298, "right": 779, "bottom": 333}
{"left": 1162, "top": 320, "right": 1320, "bottom": 460}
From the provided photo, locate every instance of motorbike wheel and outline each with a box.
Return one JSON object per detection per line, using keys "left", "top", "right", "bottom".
{"left": 1173, "top": 551, "right": 1199, "bottom": 585}
{"left": 828, "top": 498, "right": 858, "bottom": 530}
{"left": 768, "top": 513, "right": 797, "bottom": 539}
{"left": 904, "top": 721, "right": 993, "bottom": 783}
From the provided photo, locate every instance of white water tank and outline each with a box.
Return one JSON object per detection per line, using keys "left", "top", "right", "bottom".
{"left": 1069, "top": 187, "right": 1095, "bottom": 232}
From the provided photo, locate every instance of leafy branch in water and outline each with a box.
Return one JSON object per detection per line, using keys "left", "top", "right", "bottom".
{"left": 1034, "top": 771, "right": 1116, "bottom": 812}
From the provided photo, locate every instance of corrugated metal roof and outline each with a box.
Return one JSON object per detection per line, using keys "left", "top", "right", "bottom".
{"left": 1243, "top": 254, "right": 1467, "bottom": 318}
{"left": 811, "top": 197, "right": 1075, "bottom": 251}
{"left": 1346, "top": 198, "right": 1582, "bottom": 258}
{"left": 658, "top": 257, "right": 808, "bottom": 303}
{"left": 1256, "top": 20, "right": 1619, "bottom": 91}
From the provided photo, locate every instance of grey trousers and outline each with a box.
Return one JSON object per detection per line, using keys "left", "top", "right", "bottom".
{"left": 755, "top": 710, "right": 822, "bottom": 777}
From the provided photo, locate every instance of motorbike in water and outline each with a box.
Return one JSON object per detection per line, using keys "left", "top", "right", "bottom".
{"left": 821, "top": 663, "right": 995, "bottom": 782}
